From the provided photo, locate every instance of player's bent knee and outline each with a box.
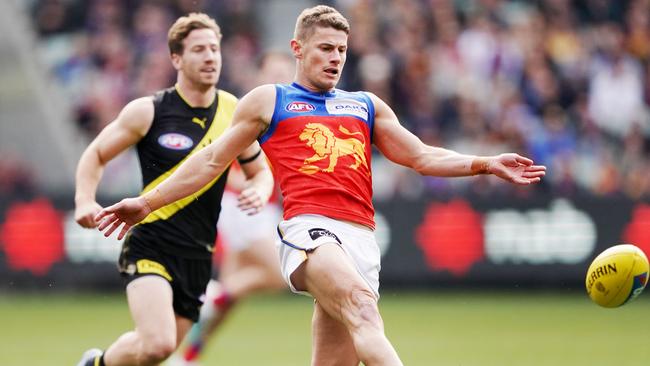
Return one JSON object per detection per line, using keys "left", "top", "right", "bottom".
{"left": 139, "top": 335, "right": 177, "bottom": 364}
{"left": 139, "top": 345, "right": 175, "bottom": 365}
{"left": 342, "top": 287, "right": 381, "bottom": 330}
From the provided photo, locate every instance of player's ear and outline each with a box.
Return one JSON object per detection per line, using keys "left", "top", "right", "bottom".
{"left": 290, "top": 39, "right": 302, "bottom": 59}
{"left": 170, "top": 52, "right": 182, "bottom": 70}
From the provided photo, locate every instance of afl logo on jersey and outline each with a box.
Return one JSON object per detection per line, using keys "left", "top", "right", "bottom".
{"left": 286, "top": 101, "right": 315, "bottom": 113}
{"left": 158, "top": 133, "right": 194, "bottom": 150}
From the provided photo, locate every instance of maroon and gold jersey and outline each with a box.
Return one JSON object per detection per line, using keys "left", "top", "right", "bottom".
{"left": 259, "top": 83, "right": 376, "bottom": 228}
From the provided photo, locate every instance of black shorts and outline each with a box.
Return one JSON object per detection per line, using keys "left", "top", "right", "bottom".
{"left": 118, "top": 237, "right": 212, "bottom": 322}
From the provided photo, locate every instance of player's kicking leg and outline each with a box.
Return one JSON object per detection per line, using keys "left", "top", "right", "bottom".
{"left": 292, "top": 243, "right": 403, "bottom": 366}
{"left": 311, "top": 301, "right": 359, "bottom": 366}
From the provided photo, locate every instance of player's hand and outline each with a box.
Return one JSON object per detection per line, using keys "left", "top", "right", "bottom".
{"left": 74, "top": 201, "right": 103, "bottom": 228}
{"left": 94, "top": 196, "right": 152, "bottom": 240}
{"left": 488, "top": 153, "right": 546, "bottom": 185}
{"left": 237, "top": 186, "right": 266, "bottom": 215}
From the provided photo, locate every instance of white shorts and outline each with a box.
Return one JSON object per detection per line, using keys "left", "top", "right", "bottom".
{"left": 217, "top": 191, "right": 282, "bottom": 251}
{"left": 276, "top": 214, "right": 381, "bottom": 298}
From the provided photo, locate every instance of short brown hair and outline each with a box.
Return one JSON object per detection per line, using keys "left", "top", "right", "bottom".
{"left": 168, "top": 12, "right": 222, "bottom": 55}
{"left": 294, "top": 5, "right": 350, "bottom": 41}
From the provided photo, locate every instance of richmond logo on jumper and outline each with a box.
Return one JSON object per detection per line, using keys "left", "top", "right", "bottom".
{"left": 326, "top": 98, "right": 368, "bottom": 120}
{"left": 286, "top": 101, "right": 316, "bottom": 112}
{"left": 158, "top": 133, "right": 194, "bottom": 150}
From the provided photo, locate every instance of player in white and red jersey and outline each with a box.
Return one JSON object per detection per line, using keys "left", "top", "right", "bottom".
{"left": 96, "top": 5, "right": 546, "bottom": 365}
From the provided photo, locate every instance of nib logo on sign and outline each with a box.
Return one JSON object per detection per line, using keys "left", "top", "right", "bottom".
{"left": 0, "top": 198, "right": 64, "bottom": 275}
{"left": 622, "top": 204, "right": 650, "bottom": 258}
{"left": 415, "top": 200, "right": 484, "bottom": 276}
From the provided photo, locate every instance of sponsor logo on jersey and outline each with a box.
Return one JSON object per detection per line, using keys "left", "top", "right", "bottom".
{"left": 308, "top": 228, "right": 342, "bottom": 244}
{"left": 325, "top": 98, "right": 368, "bottom": 120}
{"left": 158, "top": 133, "right": 194, "bottom": 150}
{"left": 192, "top": 117, "right": 207, "bottom": 129}
{"left": 286, "top": 101, "right": 316, "bottom": 113}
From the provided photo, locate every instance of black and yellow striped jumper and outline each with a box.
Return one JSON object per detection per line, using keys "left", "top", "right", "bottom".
{"left": 118, "top": 85, "right": 237, "bottom": 321}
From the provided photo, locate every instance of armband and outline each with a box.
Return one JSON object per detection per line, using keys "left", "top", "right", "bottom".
{"left": 237, "top": 149, "right": 262, "bottom": 165}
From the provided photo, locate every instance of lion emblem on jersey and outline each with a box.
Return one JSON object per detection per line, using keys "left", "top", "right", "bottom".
{"left": 298, "top": 123, "right": 369, "bottom": 175}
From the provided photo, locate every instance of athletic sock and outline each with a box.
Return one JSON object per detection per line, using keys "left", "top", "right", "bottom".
{"left": 183, "top": 341, "right": 203, "bottom": 361}
{"left": 213, "top": 290, "right": 234, "bottom": 310}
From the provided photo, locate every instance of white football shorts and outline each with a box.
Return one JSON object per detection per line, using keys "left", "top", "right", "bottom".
{"left": 276, "top": 214, "right": 381, "bottom": 298}
{"left": 217, "top": 191, "right": 282, "bottom": 251}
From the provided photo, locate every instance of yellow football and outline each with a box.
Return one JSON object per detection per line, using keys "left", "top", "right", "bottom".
{"left": 585, "top": 244, "right": 649, "bottom": 308}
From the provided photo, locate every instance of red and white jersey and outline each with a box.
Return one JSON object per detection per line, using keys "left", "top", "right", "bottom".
{"left": 259, "top": 82, "right": 376, "bottom": 228}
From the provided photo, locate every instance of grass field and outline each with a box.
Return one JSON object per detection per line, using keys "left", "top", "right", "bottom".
{"left": 1, "top": 290, "right": 648, "bottom": 366}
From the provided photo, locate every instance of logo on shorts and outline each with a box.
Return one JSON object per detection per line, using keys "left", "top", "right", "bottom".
{"left": 308, "top": 228, "right": 341, "bottom": 244}
{"left": 136, "top": 259, "right": 173, "bottom": 281}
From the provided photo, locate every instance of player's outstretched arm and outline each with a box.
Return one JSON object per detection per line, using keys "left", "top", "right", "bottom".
{"left": 95, "top": 197, "right": 150, "bottom": 239}
{"left": 74, "top": 98, "right": 152, "bottom": 228}
{"left": 95, "top": 85, "right": 276, "bottom": 239}
{"left": 370, "top": 93, "right": 546, "bottom": 184}
{"left": 471, "top": 153, "right": 546, "bottom": 185}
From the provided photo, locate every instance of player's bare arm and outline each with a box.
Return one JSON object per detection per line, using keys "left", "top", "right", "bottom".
{"left": 74, "top": 97, "right": 153, "bottom": 228}
{"left": 235, "top": 84, "right": 277, "bottom": 214}
{"left": 237, "top": 146, "right": 274, "bottom": 215}
{"left": 369, "top": 93, "right": 546, "bottom": 185}
{"left": 95, "top": 84, "right": 276, "bottom": 239}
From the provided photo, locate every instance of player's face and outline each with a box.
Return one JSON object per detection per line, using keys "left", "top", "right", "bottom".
{"left": 175, "top": 28, "right": 222, "bottom": 88}
{"left": 294, "top": 26, "right": 347, "bottom": 91}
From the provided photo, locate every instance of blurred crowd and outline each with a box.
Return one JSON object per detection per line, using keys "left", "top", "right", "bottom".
{"left": 31, "top": 0, "right": 262, "bottom": 135}
{"left": 31, "top": 0, "right": 650, "bottom": 200}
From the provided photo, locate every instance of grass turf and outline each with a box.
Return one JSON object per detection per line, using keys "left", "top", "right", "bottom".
{"left": 0, "top": 290, "right": 648, "bottom": 366}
